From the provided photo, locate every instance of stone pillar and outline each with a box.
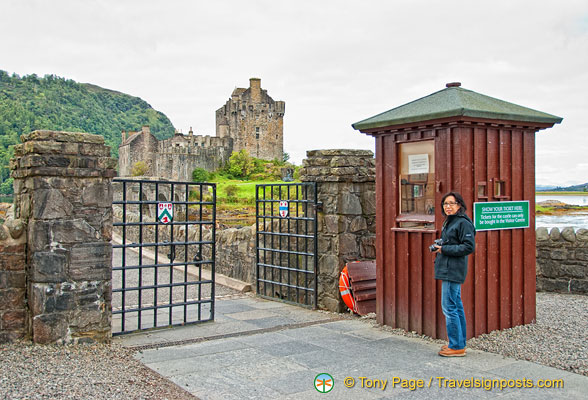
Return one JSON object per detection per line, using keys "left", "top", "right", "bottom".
{"left": 0, "top": 215, "right": 26, "bottom": 343}
{"left": 299, "top": 149, "right": 376, "bottom": 312}
{"left": 11, "top": 130, "right": 116, "bottom": 344}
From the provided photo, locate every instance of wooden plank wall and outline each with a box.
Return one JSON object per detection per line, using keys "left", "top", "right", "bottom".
{"left": 375, "top": 121, "right": 538, "bottom": 340}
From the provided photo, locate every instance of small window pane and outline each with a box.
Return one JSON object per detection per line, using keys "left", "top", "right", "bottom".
{"left": 398, "top": 140, "right": 435, "bottom": 228}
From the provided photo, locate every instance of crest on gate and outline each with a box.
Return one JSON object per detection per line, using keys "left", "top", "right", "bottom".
{"left": 279, "top": 201, "right": 288, "bottom": 218}
{"left": 158, "top": 202, "right": 173, "bottom": 224}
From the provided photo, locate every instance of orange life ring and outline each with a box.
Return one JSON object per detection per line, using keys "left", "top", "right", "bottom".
{"left": 339, "top": 265, "right": 357, "bottom": 313}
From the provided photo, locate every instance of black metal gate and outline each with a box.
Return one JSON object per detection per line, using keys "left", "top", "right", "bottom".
{"left": 112, "top": 178, "right": 216, "bottom": 335}
{"left": 256, "top": 182, "right": 319, "bottom": 308}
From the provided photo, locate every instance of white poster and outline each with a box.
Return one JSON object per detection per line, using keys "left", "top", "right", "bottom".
{"left": 408, "top": 154, "right": 429, "bottom": 174}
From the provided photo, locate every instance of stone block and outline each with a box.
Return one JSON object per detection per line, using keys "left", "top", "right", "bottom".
{"left": 4, "top": 219, "right": 25, "bottom": 239}
{"left": 575, "top": 249, "right": 588, "bottom": 261}
{"left": 561, "top": 227, "right": 576, "bottom": 242}
{"left": 318, "top": 237, "right": 332, "bottom": 253}
{"left": 537, "top": 262, "right": 560, "bottom": 278}
{"left": 22, "top": 130, "right": 105, "bottom": 144}
{"left": 560, "top": 264, "right": 585, "bottom": 279}
{"left": 339, "top": 233, "right": 358, "bottom": 255}
{"left": 32, "top": 313, "right": 68, "bottom": 344}
{"left": 360, "top": 235, "right": 376, "bottom": 259}
{"left": 31, "top": 251, "right": 67, "bottom": 283}
{"left": 1, "top": 310, "right": 26, "bottom": 330}
{"left": 0, "top": 330, "right": 25, "bottom": 343}
{"left": 72, "top": 307, "right": 103, "bottom": 330}
{"left": 569, "top": 279, "right": 588, "bottom": 293}
{"left": 549, "top": 228, "right": 561, "bottom": 240}
{"left": 549, "top": 249, "right": 567, "bottom": 260}
{"left": 536, "top": 227, "right": 549, "bottom": 241}
{"left": 349, "top": 216, "right": 367, "bottom": 232}
{"left": 323, "top": 215, "right": 345, "bottom": 234}
{"left": 0, "top": 249, "right": 26, "bottom": 271}
{"left": 338, "top": 193, "right": 362, "bottom": 215}
{"left": 361, "top": 189, "right": 376, "bottom": 215}
{"left": 0, "top": 288, "right": 25, "bottom": 309}
{"left": 82, "top": 182, "right": 112, "bottom": 207}
{"left": 329, "top": 156, "right": 364, "bottom": 167}
{"left": 319, "top": 254, "right": 340, "bottom": 278}
{"left": 33, "top": 189, "right": 73, "bottom": 219}
{"left": 31, "top": 220, "right": 99, "bottom": 250}
{"left": 577, "top": 229, "right": 588, "bottom": 242}
{"left": 69, "top": 242, "right": 112, "bottom": 281}
{"left": 536, "top": 278, "right": 569, "bottom": 293}
{"left": 0, "top": 271, "right": 26, "bottom": 289}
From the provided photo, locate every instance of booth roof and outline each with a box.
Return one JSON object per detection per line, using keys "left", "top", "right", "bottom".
{"left": 352, "top": 85, "right": 563, "bottom": 131}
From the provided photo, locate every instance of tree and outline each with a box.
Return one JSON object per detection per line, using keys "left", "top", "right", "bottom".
{"left": 227, "top": 149, "right": 254, "bottom": 179}
{"left": 131, "top": 161, "right": 149, "bottom": 176}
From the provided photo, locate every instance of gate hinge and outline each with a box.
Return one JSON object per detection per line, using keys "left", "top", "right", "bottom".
{"left": 313, "top": 202, "right": 323, "bottom": 211}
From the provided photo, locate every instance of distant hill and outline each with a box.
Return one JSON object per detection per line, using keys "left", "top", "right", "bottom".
{"left": 537, "top": 183, "right": 588, "bottom": 192}
{"left": 0, "top": 70, "right": 176, "bottom": 194}
{"left": 536, "top": 184, "right": 557, "bottom": 191}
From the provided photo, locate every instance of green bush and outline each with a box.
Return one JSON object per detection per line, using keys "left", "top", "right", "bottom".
{"left": 192, "top": 168, "right": 210, "bottom": 182}
{"left": 224, "top": 184, "right": 238, "bottom": 197}
{"left": 131, "top": 161, "right": 148, "bottom": 176}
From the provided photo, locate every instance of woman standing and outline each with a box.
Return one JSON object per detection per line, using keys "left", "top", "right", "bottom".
{"left": 433, "top": 192, "right": 476, "bottom": 357}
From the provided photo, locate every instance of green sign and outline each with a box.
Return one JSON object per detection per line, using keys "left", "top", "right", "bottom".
{"left": 473, "top": 201, "right": 530, "bottom": 231}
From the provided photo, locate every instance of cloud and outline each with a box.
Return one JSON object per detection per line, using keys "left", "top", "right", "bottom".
{"left": 1, "top": 0, "right": 587, "bottom": 183}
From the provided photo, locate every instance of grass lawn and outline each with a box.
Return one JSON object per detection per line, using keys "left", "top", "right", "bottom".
{"left": 210, "top": 178, "right": 300, "bottom": 226}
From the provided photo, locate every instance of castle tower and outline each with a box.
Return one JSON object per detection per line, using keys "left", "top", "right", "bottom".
{"left": 215, "top": 78, "right": 285, "bottom": 160}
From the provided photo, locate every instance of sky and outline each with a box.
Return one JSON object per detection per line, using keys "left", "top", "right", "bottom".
{"left": 1, "top": 0, "right": 587, "bottom": 186}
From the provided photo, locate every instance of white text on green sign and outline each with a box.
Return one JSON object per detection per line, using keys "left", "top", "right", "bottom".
{"left": 473, "top": 201, "right": 529, "bottom": 231}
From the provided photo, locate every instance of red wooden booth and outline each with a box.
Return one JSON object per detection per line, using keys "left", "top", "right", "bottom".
{"left": 352, "top": 83, "right": 562, "bottom": 339}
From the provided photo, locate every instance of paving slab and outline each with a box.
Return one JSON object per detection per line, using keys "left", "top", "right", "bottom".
{"left": 118, "top": 294, "right": 588, "bottom": 399}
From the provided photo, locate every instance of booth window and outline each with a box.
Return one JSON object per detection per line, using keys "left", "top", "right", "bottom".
{"left": 397, "top": 140, "right": 435, "bottom": 229}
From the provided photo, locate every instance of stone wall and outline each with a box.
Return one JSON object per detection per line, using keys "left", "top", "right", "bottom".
{"left": 299, "top": 149, "right": 376, "bottom": 312}
{"left": 536, "top": 227, "right": 588, "bottom": 294}
{"left": 0, "top": 212, "right": 26, "bottom": 342}
{"left": 6, "top": 130, "right": 116, "bottom": 344}
{"left": 203, "top": 226, "right": 256, "bottom": 285}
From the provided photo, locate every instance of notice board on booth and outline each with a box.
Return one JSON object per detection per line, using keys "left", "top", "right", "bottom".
{"left": 473, "top": 201, "right": 530, "bottom": 231}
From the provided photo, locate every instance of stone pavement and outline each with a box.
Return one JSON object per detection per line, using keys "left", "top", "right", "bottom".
{"left": 115, "top": 294, "right": 588, "bottom": 399}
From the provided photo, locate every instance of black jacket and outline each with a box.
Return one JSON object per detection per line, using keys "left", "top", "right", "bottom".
{"left": 434, "top": 212, "right": 476, "bottom": 284}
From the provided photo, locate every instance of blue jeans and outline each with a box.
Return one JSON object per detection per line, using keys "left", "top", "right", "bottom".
{"left": 441, "top": 280, "right": 467, "bottom": 350}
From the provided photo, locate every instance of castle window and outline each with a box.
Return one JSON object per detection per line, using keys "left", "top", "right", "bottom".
{"left": 255, "top": 127, "right": 260, "bottom": 139}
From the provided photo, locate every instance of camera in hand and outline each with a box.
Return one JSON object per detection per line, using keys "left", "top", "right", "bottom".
{"left": 429, "top": 239, "right": 443, "bottom": 252}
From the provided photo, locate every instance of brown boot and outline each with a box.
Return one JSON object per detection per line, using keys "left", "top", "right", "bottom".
{"left": 438, "top": 347, "right": 466, "bottom": 357}
{"left": 440, "top": 344, "right": 466, "bottom": 352}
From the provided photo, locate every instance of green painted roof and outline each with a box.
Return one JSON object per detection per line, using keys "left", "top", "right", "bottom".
{"left": 352, "top": 85, "right": 563, "bottom": 131}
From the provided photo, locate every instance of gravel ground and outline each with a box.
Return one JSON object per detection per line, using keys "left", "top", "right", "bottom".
{"left": 1, "top": 292, "right": 586, "bottom": 399}
{"left": 0, "top": 341, "right": 196, "bottom": 399}
{"left": 358, "top": 291, "right": 588, "bottom": 377}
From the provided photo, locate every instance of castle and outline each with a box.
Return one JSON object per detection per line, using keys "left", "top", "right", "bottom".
{"left": 118, "top": 78, "right": 285, "bottom": 181}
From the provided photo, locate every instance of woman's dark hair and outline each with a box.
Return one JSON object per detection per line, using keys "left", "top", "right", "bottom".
{"left": 440, "top": 192, "right": 467, "bottom": 216}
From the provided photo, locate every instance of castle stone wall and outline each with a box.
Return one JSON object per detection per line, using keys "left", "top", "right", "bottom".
{"left": 536, "top": 227, "right": 588, "bottom": 294}
{"left": 216, "top": 78, "right": 285, "bottom": 161}
{"left": 119, "top": 78, "right": 285, "bottom": 181}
